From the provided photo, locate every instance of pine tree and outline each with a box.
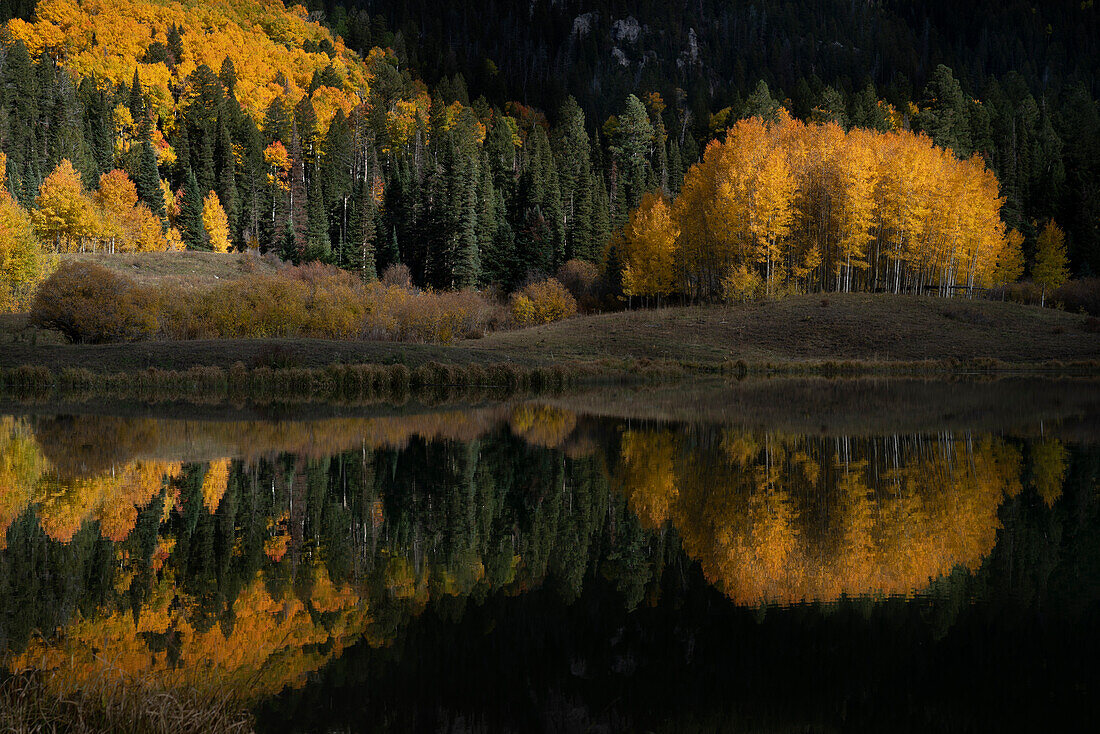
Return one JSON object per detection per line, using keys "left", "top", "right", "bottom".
{"left": 179, "top": 168, "right": 207, "bottom": 250}
{"left": 320, "top": 109, "right": 354, "bottom": 246}
{"left": 552, "top": 96, "right": 596, "bottom": 262}
{"left": 128, "top": 68, "right": 144, "bottom": 121}
{"left": 346, "top": 174, "right": 377, "bottom": 278}
{"left": 305, "top": 173, "right": 331, "bottom": 261}
{"left": 2, "top": 41, "right": 41, "bottom": 202}
{"left": 135, "top": 120, "right": 166, "bottom": 228}
{"left": 284, "top": 121, "right": 308, "bottom": 259}
{"left": 215, "top": 114, "right": 238, "bottom": 242}
{"left": 475, "top": 152, "right": 497, "bottom": 285}
{"left": 79, "top": 76, "right": 114, "bottom": 178}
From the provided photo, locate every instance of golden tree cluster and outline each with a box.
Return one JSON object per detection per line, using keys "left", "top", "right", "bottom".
{"left": 620, "top": 113, "right": 1016, "bottom": 301}
{"left": 8, "top": 0, "right": 371, "bottom": 126}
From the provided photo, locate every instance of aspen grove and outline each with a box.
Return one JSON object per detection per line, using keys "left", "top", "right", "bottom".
{"left": 621, "top": 113, "right": 1013, "bottom": 302}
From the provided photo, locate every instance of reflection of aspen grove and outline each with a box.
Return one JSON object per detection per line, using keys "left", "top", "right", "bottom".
{"left": 0, "top": 407, "right": 624, "bottom": 703}
{"left": 0, "top": 411, "right": 1072, "bottom": 705}
{"left": 0, "top": 406, "right": 580, "bottom": 545}
{"left": 613, "top": 429, "right": 1044, "bottom": 605}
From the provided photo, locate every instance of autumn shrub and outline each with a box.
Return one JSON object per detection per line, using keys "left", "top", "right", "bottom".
{"left": 381, "top": 263, "right": 413, "bottom": 288}
{"left": 556, "top": 259, "right": 601, "bottom": 312}
{"left": 509, "top": 277, "right": 577, "bottom": 326}
{"left": 721, "top": 264, "right": 765, "bottom": 303}
{"left": 31, "top": 261, "right": 501, "bottom": 344}
{"left": 30, "top": 261, "right": 156, "bottom": 342}
{"left": 1053, "top": 278, "right": 1100, "bottom": 315}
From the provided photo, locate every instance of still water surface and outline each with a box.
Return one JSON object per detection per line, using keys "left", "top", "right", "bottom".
{"left": 1, "top": 378, "right": 1098, "bottom": 731}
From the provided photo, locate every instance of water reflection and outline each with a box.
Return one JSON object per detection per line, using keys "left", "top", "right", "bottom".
{"left": 0, "top": 386, "right": 1096, "bottom": 730}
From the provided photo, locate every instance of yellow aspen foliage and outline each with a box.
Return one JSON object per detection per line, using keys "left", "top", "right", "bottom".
{"left": 7, "top": 0, "right": 373, "bottom": 128}
{"left": 1033, "top": 220, "right": 1070, "bottom": 296}
{"left": 264, "top": 141, "right": 291, "bottom": 191}
{"left": 200, "top": 458, "right": 232, "bottom": 512}
{"left": 0, "top": 187, "right": 50, "bottom": 312}
{"left": 665, "top": 115, "right": 1007, "bottom": 299}
{"left": 993, "top": 228, "right": 1026, "bottom": 286}
{"left": 202, "top": 191, "right": 231, "bottom": 253}
{"left": 32, "top": 160, "right": 100, "bottom": 253}
{"left": 94, "top": 169, "right": 167, "bottom": 252}
{"left": 621, "top": 191, "right": 680, "bottom": 300}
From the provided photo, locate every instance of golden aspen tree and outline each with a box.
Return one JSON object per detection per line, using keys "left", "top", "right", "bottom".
{"left": 659, "top": 116, "right": 1006, "bottom": 300}
{"left": 1032, "top": 220, "right": 1070, "bottom": 305}
{"left": 621, "top": 191, "right": 680, "bottom": 303}
{"left": 94, "top": 169, "right": 166, "bottom": 253}
{"left": 32, "top": 160, "right": 100, "bottom": 253}
{"left": 750, "top": 147, "right": 796, "bottom": 294}
{"left": 992, "top": 229, "right": 1026, "bottom": 287}
{"left": 0, "top": 187, "right": 49, "bottom": 312}
{"left": 202, "top": 191, "right": 232, "bottom": 253}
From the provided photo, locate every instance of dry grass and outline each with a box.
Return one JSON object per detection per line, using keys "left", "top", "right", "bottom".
{"left": 59, "top": 251, "right": 282, "bottom": 292}
{"left": 473, "top": 293, "right": 1100, "bottom": 365}
{"left": 4, "top": 292, "right": 1099, "bottom": 375}
{"left": 0, "top": 670, "right": 252, "bottom": 734}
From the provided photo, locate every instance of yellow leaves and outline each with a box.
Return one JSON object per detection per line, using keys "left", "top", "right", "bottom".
{"left": 201, "top": 191, "right": 231, "bottom": 253}
{"left": 93, "top": 170, "right": 169, "bottom": 253}
{"left": 1033, "top": 219, "right": 1070, "bottom": 293}
{"left": 32, "top": 160, "right": 100, "bottom": 253}
{"left": 7, "top": 0, "right": 374, "bottom": 126}
{"left": 264, "top": 141, "right": 291, "bottom": 191}
{"left": 621, "top": 192, "right": 679, "bottom": 299}
{"left": 509, "top": 405, "right": 577, "bottom": 448}
{"left": 508, "top": 277, "right": 578, "bottom": 326}
{"left": 200, "top": 458, "right": 232, "bottom": 512}
{"left": 0, "top": 188, "right": 51, "bottom": 313}
{"left": 668, "top": 114, "right": 1007, "bottom": 298}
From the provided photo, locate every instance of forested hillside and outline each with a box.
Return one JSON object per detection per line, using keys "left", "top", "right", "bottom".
{"left": 0, "top": 0, "right": 1097, "bottom": 318}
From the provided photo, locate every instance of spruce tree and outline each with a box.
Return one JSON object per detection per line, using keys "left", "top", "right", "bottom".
{"left": 136, "top": 120, "right": 167, "bottom": 228}
{"left": 305, "top": 173, "right": 331, "bottom": 261}
{"left": 179, "top": 167, "right": 207, "bottom": 250}
{"left": 552, "top": 97, "right": 596, "bottom": 261}
{"left": 215, "top": 113, "right": 238, "bottom": 245}
{"left": 128, "top": 68, "right": 144, "bottom": 121}
{"left": 2, "top": 41, "right": 41, "bottom": 202}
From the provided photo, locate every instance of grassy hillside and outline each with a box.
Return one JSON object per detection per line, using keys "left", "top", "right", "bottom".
{"left": 59, "top": 252, "right": 282, "bottom": 290}
{"left": 475, "top": 294, "right": 1100, "bottom": 365}
{"left": 2, "top": 291, "right": 1097, "bottom": 373}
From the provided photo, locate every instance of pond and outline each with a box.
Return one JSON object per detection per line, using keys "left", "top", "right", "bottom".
{"left": 1, "top": 377, "right": 1098, "bottom": 732}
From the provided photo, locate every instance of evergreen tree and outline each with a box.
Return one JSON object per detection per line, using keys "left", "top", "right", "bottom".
{"left": 215, "top": 114, "right": 238, "bottom": 245}
{"left": 608, "top": 95, "right": 654, "bottom": 229}
{"left": 78, "top": 76, "right": 114, "bottom": 177}
{"left": 2, "top": 41, "right": 41, "bottom": 202}
{"left": 135, "top": 121, "right": 167, "bottom": 228}
{"left": 917, "top": 65, "right": 973, "bottom": 157}
{"left": 128, "top": 68, "right": 144, "bottom": 121}
{"left": 552, "top": 97, "right": 596, "bottom": 262}
{"left": 305, "top": 173, "right": 331, "bottom": 261}
{"left": 320, "top": 109, "right": 354, "bottom": 247}
{"left": 179, "top": 167, "right": 207, "bottom": 250}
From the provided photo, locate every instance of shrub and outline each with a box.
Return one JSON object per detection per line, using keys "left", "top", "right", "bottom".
{"left": 721, "top": 264, "right": 765, "bottom": 303}
{"left": 1054, "top": 278, "right": 1100, "bottom": 315}
{"left": 29, "top": 261, "right": 155, "bottom": 342}
{"left": 29, "top": 261, "right": 503, "bottom": 344}
{"left": 381, "top": 263, "right": 412, "bottom": 288}
{"left": 556, "top": 259, "right": 601, "bottom": 312}
{"left": 509, "top": 277, "right": 577, "bottom": 326}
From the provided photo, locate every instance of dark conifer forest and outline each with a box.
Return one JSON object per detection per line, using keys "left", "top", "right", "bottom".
{"left": 0, "top": 0, "right": 1097, "bottom": 313}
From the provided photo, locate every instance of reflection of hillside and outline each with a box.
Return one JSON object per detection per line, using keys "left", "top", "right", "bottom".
{"left": 614, "top": 429, "right": 1039, "bottom": 605}
{"left": 0, "top": 406, "right": 580, "bottom": 544}
{"left": 0, "top": 409, "right": 1076, "bottom": 713}
{"left": 9, "top": 564, "right": 370, "bottom": 702}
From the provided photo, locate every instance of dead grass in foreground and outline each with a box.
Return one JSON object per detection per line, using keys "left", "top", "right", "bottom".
{"left": 0, "top": 669, "right": 253, "bottom": 734}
